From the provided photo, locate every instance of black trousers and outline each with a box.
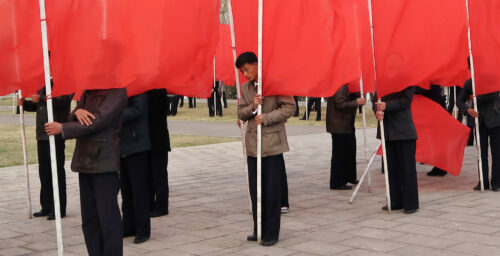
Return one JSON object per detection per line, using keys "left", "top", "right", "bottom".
{"left": 386, "top": 140, "right": 419, "bottom": 211}
{"left": 208, "top": 88, "right": 223, "bottom": 116}
{"left": 37, "top": 139, "right": 66, "bottom": 215}
{"left": 330, "top": 133, "right": 357, "bottom": 187}
{"left": 169, "top": 96, "right": 179, "bottom": 116}
{"left": 293, "top": 96, "right": 299, "bottom": 116}
{"left": 79, "top": 172, "right": 122, "bottom": 256}
{"left": 281, "top": 157, "right": 289, "bottom": 208}
{"left": 302, "top": 98, "right": 321, "bottom": 120}
{"left": 478, "top": 123, "right": 500, "bottom": 188}
{"left": 121, "top": 152, "right": 151, "bottom": 238}
{"left": 188, "top": 97, "right": 196, "bottom": 108}
{"left": 223, "top": 92, "right": 228, "bottom": 108}
{"left": 247, "top": 154, "right": 283, "bottom": 242}
{"left": 149, "top": 150, "right": 169, "bottom": 212}
{"left": 179, "top": 96, "right": 184, "bottom": 107}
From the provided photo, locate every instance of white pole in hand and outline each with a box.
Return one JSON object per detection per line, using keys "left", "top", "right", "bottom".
{"left": 257, "top": 0, "right": 263, "bottom": 244}
{"left": 37, "top": 0, "right": 64, "bottom": 254}
{"left": 227, "top": 0, "right": 252, "bottom": 214}
{"left": 366, "top": 0, "right": 391, "bottom": 211}
{"left": 464, "top": 0, "right": 484, "bottom": 192}
{"left": 18, "top": 90, "right": 32, "bottom": 219}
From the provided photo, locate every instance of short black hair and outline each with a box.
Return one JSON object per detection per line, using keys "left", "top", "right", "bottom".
{"left": 235, "top": 52, "right": 258, "bottom": 69}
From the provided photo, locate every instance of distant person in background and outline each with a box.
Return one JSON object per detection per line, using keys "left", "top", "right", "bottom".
{"left": 293, "top": 96, "right": 299, "bottom": 117}
{"left": 147, "top": 89, "right": 171, "bottom": 218}
{"left": 189, "top": 97, "right": 197, "bottom": 108}
{"left": 208, "top": 81, "right": 223, "bottom": 117}
{"left": 168, "top": 94, "right": 179, "bottom": 116}
{"left": 221, "top": 83, "right": 228, "bottom": 108}
{"left": 300, "top": 97, "right": 321, "bottom": 121}
{"left": 179, "top": 96, "right": 184, "bottom": 107}
{"left": 18, "top": 85, "right": 72, "bottom": 220}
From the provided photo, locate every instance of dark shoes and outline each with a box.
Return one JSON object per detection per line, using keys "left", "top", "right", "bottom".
{"left": 427, "top": 169, "right": 447, "bottom": 176}
{"left": 404, "top": 209, "right": 418, "bottom": 214}
{"left": 492, "top": 186, "right": 500, "bottom": 192}
{"left": 150, "top": 209, "right": 169, "bottom": 218}
{"left": 473, "top": 182, "right": 490, "bottom": 191}
{"left": 247, "top": 234, "right": 257, "bottom": 241}
{"left": 330, "top": 185, "right": 352, "bottom": 190}
{"left": 133, "top": 235, "right": 150, "bottom": 244}
{"left": 33, "top": 210, "right": 50, "bottom": 217}
{"left": 381, "top": 205, "right": 417, "bottom": 214}
{"left": 47, "top": 212, "right": 66, "bottom": 220}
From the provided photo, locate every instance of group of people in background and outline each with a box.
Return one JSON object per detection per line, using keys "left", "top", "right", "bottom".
{"left": 19, "top": 88, "right": 172, "bottom": 255}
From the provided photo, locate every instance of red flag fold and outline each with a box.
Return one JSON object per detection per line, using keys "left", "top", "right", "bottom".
{"left": 215, "top": 24, "right": 236, "bottom": 86}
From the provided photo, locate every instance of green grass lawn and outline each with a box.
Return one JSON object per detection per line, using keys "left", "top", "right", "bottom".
{"left": 170, "top": 102, "right": 378, "bottom": 128}
{"left": 0, "top": 124, "right": 239, "bottom": 168}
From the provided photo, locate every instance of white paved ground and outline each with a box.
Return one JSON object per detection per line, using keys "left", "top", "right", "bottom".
{"left": 0, "top": 128, "right": 499, "bottom": 256}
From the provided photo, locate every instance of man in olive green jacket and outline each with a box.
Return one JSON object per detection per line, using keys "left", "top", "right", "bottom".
{"left": 236, "top": 52, "right": 295, "bottom": 246}
{"left": 326, "top": 84, "right": 366, "bottom": 190}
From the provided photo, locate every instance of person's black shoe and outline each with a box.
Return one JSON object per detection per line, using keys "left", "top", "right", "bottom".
{"left": 133, "top": 235, "right": 150, "bottom": 244}
{"left": 330, "top": 185, "right": 352, "bottom": 190}
{"left": 150, "top": 209, "right": 169, "bottom": 218}
{"left": 299, "top": 117, "right": 307, "bottom": 120}
{"left": 349, "top": 180, "right": 359, "bottom": 185}
{"left": 382, "top": 205, "right": 403, "bottom": 211}
{"left": 316, "top": 118, "right": 321, "bottom": 121}
{"left": 209, "top": 114, "right": 215, "bottom": 117}
{"left": 473, "top": 182, "right": 490, "bottom": 191}
{"left": 427, "top": 169, "right": 447, "bottom": 176}
{"left": 404, "top": 209, "right": 418, "bottom": 214}
{"left": 262, "top": 240, "right": 278, "bottom": 246}
{"left": 492, "top": 186, "right": 500, "bottom": 192}
{"left": 33, "top": 210, "right": 49, "bottom": 217}
{"left": 247, "top": 234, "right": 257, "bottom": 241}
{"left": 47, "top": 212, "right": 66, "bottom": 220}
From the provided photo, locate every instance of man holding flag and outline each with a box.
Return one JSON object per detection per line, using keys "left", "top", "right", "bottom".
{"left": 236, "top": 52, "right": 295, "bottom": 246}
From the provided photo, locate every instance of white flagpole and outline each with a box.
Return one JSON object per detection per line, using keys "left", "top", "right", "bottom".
{"left": 213, "top": 57, "right": 217, "bottom": 116}
{"left": 10, "top": 2, "right": 32, "bottom": 218}
{"left": 453, "top": 87, "right": 458, "bottom": 119}
{"left": 37, "top": 0, "right": 64, "bottom": 254}
{"left": 350, "top": 143, "right": 381, "bottom": 204}
{"left": 366, "top": 0, "right": 391, "bottom": 212}
{"left": 305, "top": 97, "right": 309, "bottom": 120}
{"left": 18, "top": 90, "right": 33, "bottom": 219}
{"left": 227, "top": 0, "right": 252, "bottom": 214}
{"left": 257, "top": 0, "right": 263, "bottom": 244}
{"left": 464, "top": 0, "right": 484, "bottom": 192}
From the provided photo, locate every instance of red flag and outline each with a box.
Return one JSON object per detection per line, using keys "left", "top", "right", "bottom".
{"left": 0, "top": 0, "right": 43, "bottom": 96}
{"left": 232, "top": 0, "right": 360, "bottom": 97}
{"left": 373, "top": 0, "right": 470, "bottom": 97}
{"left": 215, "top": 24, "right": 236, "bottom": 86}
{"left": 469, "top": 0, "right": 500, "bottom": 96}
{"left": 377, "top": 95, "right": 470, "bottom": 176}
{"left": 46, "top": 0, "right": 219, "bottom": 98}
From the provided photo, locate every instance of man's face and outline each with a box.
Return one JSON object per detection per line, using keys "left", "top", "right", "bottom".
{"left": 239, "top": 63, "right": 258, "bottom": 82}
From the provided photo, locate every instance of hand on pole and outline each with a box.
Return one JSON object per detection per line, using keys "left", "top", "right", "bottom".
{"left": 255, "top": 114, "right": 264, "bottom": 125}
{"left": 75, "top": 109, "right": 96, "bottom": 126}
{"left": 376, "top": 110, "right": 384, "bottom": 121}
{"left": 467, "top": 108, "right": 479, "bottom": 118}
{"left": 45, "top": 122, "right": 62, "bottom": 135}
{"left": 252, "top": 94, "right": 263, "bottom": 111}
{"left": 357, "top": 98, "right": 367, "bottom": 106}
{"left": 17, "top": 98, "right": 25, "bottom": 106}
{"left": 375, "top": 101, "right": 386, "bottom": 111}
{"left": 31, "top": 94, "right": 40, "bottom": 103}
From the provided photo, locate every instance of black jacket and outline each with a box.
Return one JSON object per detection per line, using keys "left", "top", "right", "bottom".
{"left": 373, "top": 86, "right": 418, "bottom": 141}
{"left": 415, "top": 85, "right": 446, "bottom": 108}
{"left": 457, "top": 79, "right": 500, "bottom": 127}
{"left": 62, "top": 88, "right": 128, "bottom": 174}
{"left": 119, "top": 93, "right": 151, "bottom": 157}
{"left": 148, "top": 89, "right": 171, "bottom": 152}
{"left": 326, "top": 85, "right": 358, "bottom": 134}
{"left": 23, "top": 88, "right": 72, "bottom": 141}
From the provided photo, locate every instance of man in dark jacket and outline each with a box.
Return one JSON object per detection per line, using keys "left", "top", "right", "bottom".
{"left": 373, "top": 86, "right": 419, "bottom": 214}
{"left": 119, "top": 93, "right": 152, "bottom": 244}
{"left": 45, "top": 88, "right": 127, "bottom": 256}
{"left": 18, "top": 87, "right": 72, "bottom": 220}
{"left": 327, "top": 85, "right": 366, "bottom": 190}
{"left": 457, "top": 80, "right": 500, "bottom": 191}
{"left": 147, "top": 89, "right": 171, "bottom": 217}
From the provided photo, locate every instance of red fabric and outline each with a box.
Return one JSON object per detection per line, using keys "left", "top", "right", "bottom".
{"left": 46, "top": 0, "right": 219, "bottom": 98}
{"left": 372, "top": 0, "right": 470, "bottom": 97}
{"left": 469, "top": 0, "right": 500, "bottom": 96}
{"left": 215, "top": 24, "right": 236, "bottom": 86}
{"left": 232, "top": 0, "right": 360, "bottom": 97}
{"left": 377, "top": 95, "right": 470, "bottom": 176}
{"left": 0, "top": 0, "right": 43, "bottom": 96}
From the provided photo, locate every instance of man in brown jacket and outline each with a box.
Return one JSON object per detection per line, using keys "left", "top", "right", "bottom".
{"left": 45, "top": 88, "right": 127, "bottom": 256}
{"left": 236, "top": 52, "right": 295, "bottom": 246}
{"left": 326, "top": 84, "right": 366, "bottom": 190}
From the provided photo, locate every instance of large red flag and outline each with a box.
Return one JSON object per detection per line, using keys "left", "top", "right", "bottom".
{"left": 0, "top": 0, "right": 43, "bottom": 96}
{"left": 215, "top": 24, "right": 236, "bottom": 86}
{"left": 46, "top": 0, "right": 219, "bottom": 98}
{"left": 377, "top": 95, "right": 470, "bottom": 176}
{"left": 469, "top": 0, "right": 500, "bottom": 96}
{"left": 232, "top": 0, "right": 360, "bottom": 97}
{"left": 372, "top": 0, "right": 470, "bottom": 97}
